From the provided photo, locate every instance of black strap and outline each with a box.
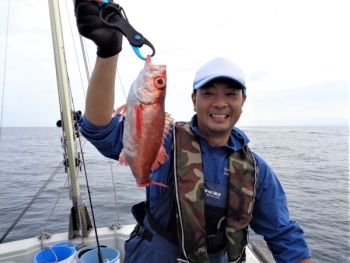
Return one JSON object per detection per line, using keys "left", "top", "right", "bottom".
{"left": 146, "top": 204, "right": 178, "bottom": 245}
{"left": 207, "top": 232, "right": 225, "bottom": 249}
{"left": 134, "top": 224, "right": 153, "bottom": 242}
{"left": 132, "top": 201, "right": 176, "bottom": 245}
{"left": 135, "top": 203, "right": 225, "bottom": 250}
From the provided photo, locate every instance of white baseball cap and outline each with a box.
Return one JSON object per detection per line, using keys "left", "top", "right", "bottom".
{"left": 193, "top": 57, "right": 246, "bottom": 94}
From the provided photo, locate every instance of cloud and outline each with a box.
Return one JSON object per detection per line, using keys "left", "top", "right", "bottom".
{"left": 0, "top": 0, "right": 349, "bottom": 126}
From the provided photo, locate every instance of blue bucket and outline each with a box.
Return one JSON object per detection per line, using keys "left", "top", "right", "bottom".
{"left": 76, "top": 246, "right": 120, "bottom": 263}
{"left": 34, "top": 242, "right": 76, "bottom": 263}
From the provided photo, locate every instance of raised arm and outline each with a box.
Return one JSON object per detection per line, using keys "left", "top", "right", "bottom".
{"left": 85, "top": 55, "right": 118, "bottom": 126}
{"left": 75, "top": 0, "right": 123, "bottom": 125}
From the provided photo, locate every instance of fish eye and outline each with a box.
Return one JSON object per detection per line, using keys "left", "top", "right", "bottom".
{"left": 154, "top": 77, "right": 166, "bottom": 89}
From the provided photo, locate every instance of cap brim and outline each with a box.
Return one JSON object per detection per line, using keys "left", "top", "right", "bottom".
{"left": 193, "top": 75, "right": 246, "bottom": 92}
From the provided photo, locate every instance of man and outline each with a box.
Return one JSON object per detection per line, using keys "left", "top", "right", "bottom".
{"left": 75, "top": 1, "right": 313, "bottom": 262}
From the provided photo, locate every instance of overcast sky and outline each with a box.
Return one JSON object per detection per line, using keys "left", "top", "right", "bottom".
{"left": 0, "top": 0, "right": 349, "bottom": 127}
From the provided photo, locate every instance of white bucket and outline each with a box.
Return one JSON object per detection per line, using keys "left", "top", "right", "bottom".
{"left": 76, "top": 246, "right": 120, "bottom": 263}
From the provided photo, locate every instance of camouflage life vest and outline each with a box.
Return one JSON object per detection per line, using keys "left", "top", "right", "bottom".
{"left": 173, "top": 122, "right": 258, "bottom": 263}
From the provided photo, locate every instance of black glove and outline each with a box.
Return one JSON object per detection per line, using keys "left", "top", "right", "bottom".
{"left": 75, "top": 0, "right": 123, "bottom": 58}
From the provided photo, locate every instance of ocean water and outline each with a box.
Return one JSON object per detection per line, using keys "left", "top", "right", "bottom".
{"left": 0, "top": 126, "right": 349, "bottom": 263}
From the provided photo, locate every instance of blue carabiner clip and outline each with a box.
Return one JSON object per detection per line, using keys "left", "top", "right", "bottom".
{"left": 131, "top": 40, "right": 153, "bottom": 60}
{"left": 98, "top": 0, "right": 109, "bottom": 7}
{"left": 99, "top": 1, "right": 156, "bottom": 60}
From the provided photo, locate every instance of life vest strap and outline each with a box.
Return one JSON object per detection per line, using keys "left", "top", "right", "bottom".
{"left": 146, "top": 203, "right": 178, "bottom": 245}
{"left": 146, "top": 204, "right": 225, "bottom": 250}
{"left": 207, "top": 232, "right": 225, "bottom": 249}
{"left": 134, "top": 224, "right": 153, "bottom": 242}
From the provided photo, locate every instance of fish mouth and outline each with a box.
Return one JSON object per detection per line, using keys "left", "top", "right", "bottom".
{"left": 210, "top": 114, "right": 229, "bottom": 119}
{"left": 146, "top": 55, "right": 152, "bottom": 65}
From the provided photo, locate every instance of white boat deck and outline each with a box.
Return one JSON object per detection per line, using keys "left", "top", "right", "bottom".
{"left": 0, "top": 225, "right": 261, "bottom": 263}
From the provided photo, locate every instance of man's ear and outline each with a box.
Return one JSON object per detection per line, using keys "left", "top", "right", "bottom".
{"left": 242, "top": 94, "right": 247, "bottom": 107}
{"left": 191, "top": 92, "right": 197, "bottom": 112}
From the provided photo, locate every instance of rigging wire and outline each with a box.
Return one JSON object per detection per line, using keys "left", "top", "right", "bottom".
{"left": 0, "top": 161, "right": 65, "bottom": 244}
{"left": 82, "top": 38, "right": 92, "bottom": 77}
{"left": 63, "top": 0, "right": 87, "bottom": 98}
{"left": 0, "top": 0, "right": 129, "bottom": 246}
{"left": 0, "top": 0, "right": 119, "bottom": 247}
{"left": 79, "top": 36, "right": 91, "bottom": 83}
{"left": 0, "top": 0, "right": 11, "bottom": 141}
{"left": 109, "top": 159, "right": 121, "bottom": 223}
{"left": 40, "top": 177, "right": 69, "bottom": 234}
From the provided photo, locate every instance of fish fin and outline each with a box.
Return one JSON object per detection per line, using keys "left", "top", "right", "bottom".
{"left": 163, "top": 112, "right": 174, "bottom": 142}
{"left": 136, "top": 180, "right": 168, "bottom": 188}
{"left": 119, "top": 149, "right": 129, "bottom": 166}
{"left": 151, "top": 144, "right": 169, "bottom": 171}
{"left": 113, "top": 104, "right": 127, "bottom": 121}
{"left": 163, "top": 112, "right": 174, "bottom": 139}
{"left": 149, "top": 113, "right": 173, "bottom": 171}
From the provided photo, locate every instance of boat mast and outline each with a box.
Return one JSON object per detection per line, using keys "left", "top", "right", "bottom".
{"left": 47, "top": 0, "right": 91, "bottom": 239}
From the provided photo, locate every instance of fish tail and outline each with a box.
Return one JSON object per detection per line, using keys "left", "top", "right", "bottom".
{"left": 119, "top": 149, "right": 129, "bottom": 166}
{"left": 136, "top": 180, "right": 169, "bottom": 188}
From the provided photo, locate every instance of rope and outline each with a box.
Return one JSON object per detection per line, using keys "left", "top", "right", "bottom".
{"left": 38, "top": 247, "right": 58, "bottom": 263}
{"left": 38, "top": 232, "right": 52, "bottom": 250}
{"left": 0, "top": 161, "right": 64, "bottom": 244}
{"left": 109, "top": 222, "right": 122, "bottom": 245}
{"left": 0, "top": 0, "right": 11, "bottom": 141}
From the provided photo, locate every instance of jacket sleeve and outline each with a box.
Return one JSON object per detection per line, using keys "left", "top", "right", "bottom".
{"left": 250, "top": 153, "right": 312, "bottom": 263}
{"left": 79, "top": 115, "right": 124, "bottom": 160}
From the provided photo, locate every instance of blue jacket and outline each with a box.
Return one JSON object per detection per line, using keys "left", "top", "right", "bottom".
{"left": 80, "top": 115, "right": 312, "bottom": 263}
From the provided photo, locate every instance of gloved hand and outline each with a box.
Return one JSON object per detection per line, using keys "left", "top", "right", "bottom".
{"left": 75, "top": 0, "right": 123, "bottom": 58}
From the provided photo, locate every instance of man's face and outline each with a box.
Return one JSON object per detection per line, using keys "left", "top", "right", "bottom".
{"left": 191, "top": 78, "right": 246, "bottom": 146}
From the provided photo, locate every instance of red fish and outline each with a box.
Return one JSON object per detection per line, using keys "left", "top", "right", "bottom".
{"left": 113, "top": 56, "right": 172, "bottom": 187}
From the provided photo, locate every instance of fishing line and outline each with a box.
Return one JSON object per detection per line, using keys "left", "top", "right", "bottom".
{"left": 0, "top": 0, "right": 11, "bottom": 141}
{"left": 117, "top": 70, "right": 127, "bottom": 100}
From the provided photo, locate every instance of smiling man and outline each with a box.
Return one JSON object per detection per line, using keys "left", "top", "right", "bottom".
{"left": 75, "top": 1, "right": 313, "bottom": 262}
{"left": 192, "top": 79, "right": 246, "bottom": 146}
{"left": 191, "top": 58, "right": 247, "bottom": 148}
